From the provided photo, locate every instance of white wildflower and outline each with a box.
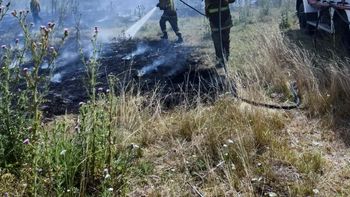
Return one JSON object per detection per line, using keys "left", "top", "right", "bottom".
{"left": 60, "top": 150, "right": 67, "bottom": 156}
{"left": 227, "top": 139, "right": 234, "bottom": 144}
{"left": 131, "top": 143, "right": 139, "bottom": 149}
{"left": 313, "top": 189, "right": 320, "bottom": 194}
{"left": 268, "top": 192, "right": 277, "bottom": 197}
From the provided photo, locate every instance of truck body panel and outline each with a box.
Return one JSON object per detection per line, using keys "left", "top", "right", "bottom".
{"left": 297, "top": 0, "right": 350, "bottom": 52}
{"left": 303, "top": 0, "right": 317, "bottom": 13}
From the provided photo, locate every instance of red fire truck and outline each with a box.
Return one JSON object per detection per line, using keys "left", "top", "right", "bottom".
{"left": 296, "top": 0, "right": 350, "bottom": 50}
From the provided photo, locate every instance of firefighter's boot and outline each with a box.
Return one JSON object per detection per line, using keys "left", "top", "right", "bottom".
{"left": 216, "top": 64, "right": 237, "bottom": 95}
{"left": 176, "top": 33, "right": 183, "bottom": 43}
{"left": 215, "top": 62, "right": 228, "bottom": 91}
{"left": 161, "top": 32, "right": 168, "bottom": 40}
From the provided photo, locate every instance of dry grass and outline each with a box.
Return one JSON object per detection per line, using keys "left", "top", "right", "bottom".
{"left": 1, "top": 7, "right": 350, "bottom": 197}
{"left": 124, "top": 14, "right": 350, "bottom": 196}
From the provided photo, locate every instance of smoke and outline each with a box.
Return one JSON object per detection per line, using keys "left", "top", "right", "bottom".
{"left": 136, "top": 41, "right": 190, "bottom": 78}
{"left": 137, "top": 58, "right": 166, "bottom": 77}
{"left": 122, "top": 42, "right": 150, "bottom": 60}
{"left": 1, "top": 0, "right": 185, "bottom": 84}
{"left": 51, "top": 73, "right": 62, "bottom": 83}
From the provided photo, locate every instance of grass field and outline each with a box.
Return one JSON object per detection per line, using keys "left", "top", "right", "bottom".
{"left": 1, "top": 3, "right": 350, "bottom": 196}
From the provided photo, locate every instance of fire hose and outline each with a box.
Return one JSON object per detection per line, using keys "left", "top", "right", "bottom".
{"left": 178, "top": 0, "right": 206, "bottom": 16}
{"left": 178, "top": 0, "right": 302, "bottom": 109}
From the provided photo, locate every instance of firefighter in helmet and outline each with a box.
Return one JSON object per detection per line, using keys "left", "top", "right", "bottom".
{"left": 205, "top": 0, "right": 235, "bottom": 76}
{"left": 157, "top": 0, "right": 183, "bottom": 43}
{"left": 30, "top": 0, "right": 42, "bottom": 25}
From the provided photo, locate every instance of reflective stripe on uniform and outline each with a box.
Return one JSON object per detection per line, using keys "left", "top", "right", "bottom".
{"left": 208, "top": 6, "right": 229, "bottom": 14}
{"left": 169, "top": 0, "right": 175, "bottom": 11}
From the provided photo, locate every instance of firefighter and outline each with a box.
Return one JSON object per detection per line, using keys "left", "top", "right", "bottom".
{"left": 205, "top": 0, "right": 235, "bottom": 75}
{"left": 30, "top": 0, "right": 42, "bottom": 25}
{"left": 157, "top": 0, "right": 183, "bottom": 43}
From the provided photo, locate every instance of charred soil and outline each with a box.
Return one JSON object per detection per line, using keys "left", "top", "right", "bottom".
{"left": 44, "top": 38, "right": 228, "bottom": 116}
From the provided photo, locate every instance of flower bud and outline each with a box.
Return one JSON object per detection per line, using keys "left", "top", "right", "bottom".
{"left": 64, "top": 28, "right": 69, "bottom": 37}
{"left": 23, "top": 138, "right": 30, "bottom": 145}
{"left": 48, "top": 22, "right": 55, "bottom": 29}
{"left": 11, "top": 10, "right": 17, "bottom": 17}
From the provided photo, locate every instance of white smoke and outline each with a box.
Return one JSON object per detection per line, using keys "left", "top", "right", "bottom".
{"left": 122, "top": 43, "right": 150, "bottom": 60}
{"left": 137, "top": 58, "right": 166, "bottom": 77}
{"left": 51, "top": 73, "right": 62, "bottom": 83}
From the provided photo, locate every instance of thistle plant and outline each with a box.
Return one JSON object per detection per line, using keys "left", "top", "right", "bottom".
{"left": 0, "top": 0, "right": 10, "bottom": 22}
{"left": 12, "top": 10, "right": 67, "bottom": 137}
{"left": 81, "top": 26, "right": 101, "bottom": 102}
{"left": 0, "top": 8, "right": 67, "bottom": 174}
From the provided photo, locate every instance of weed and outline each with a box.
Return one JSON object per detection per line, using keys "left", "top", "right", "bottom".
{"left": 1, "top": 1, "right": 350, "bottom": 196}
{"left": 0, "top": 0, "right": 10, "bottom": 22}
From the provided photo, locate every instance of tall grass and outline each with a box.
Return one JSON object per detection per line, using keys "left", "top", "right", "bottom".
{"left": 230, "top": 24, "right": 350, "bottom": 119}
{"left": 1, "top": 1, "right": 350, "bottom": 196}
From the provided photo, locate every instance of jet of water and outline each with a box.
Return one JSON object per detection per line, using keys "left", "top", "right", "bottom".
{"left": 125, "top": 7, "right": 157, "bottom": 38}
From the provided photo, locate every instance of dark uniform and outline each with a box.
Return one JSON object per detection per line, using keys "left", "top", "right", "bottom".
{"left": 157, "top": 0, "right": 183, "bottom": 43}
{"left": 205, "top": 0, "right": 235, "bottom": 72}
{"left": 30, "top": 0, "right": 42, "bottom": 25}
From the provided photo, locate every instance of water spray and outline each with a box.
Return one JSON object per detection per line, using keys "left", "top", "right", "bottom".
{"left": 125, "top": 7, "right": 157, "bottom": 38}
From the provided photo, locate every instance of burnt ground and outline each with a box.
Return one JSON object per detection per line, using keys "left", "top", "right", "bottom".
{"left": 1, "top": 12, "right": 231, "bottom": 117}
{"left": 43, "top": 38, "right": 227, "bottom": 116}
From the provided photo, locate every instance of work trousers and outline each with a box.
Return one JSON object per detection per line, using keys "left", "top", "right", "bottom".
{"left": 160, "top": 10, "right": 181, "bottom": 36}
{"left": 211, "top": 28, "right": 231, "bottom": 68}
{"left": 207, "top": 9, "right": 232, "bottom": 68}
{"left": 32, "top": 12, "right": 42, "bottom": 25}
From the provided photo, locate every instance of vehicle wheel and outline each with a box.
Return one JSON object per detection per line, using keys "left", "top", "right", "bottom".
{"left": 334, "top": 12, "right": 350, "bottom": 53}
{"left": 298, "top": 3, "right": 315, "bottom": 34}
{"left": 343, "top": 28, "right": 350, "bottom": 53}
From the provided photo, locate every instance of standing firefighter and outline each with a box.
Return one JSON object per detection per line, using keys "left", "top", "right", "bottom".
{"left": 157, "top": 0, "right": 183, "bottom": 43}
{"left": 205, "top": 0, "right": 235, "bottom": 75}
{"left": 30, "top": 0, "right": 42, "bottom": 25}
